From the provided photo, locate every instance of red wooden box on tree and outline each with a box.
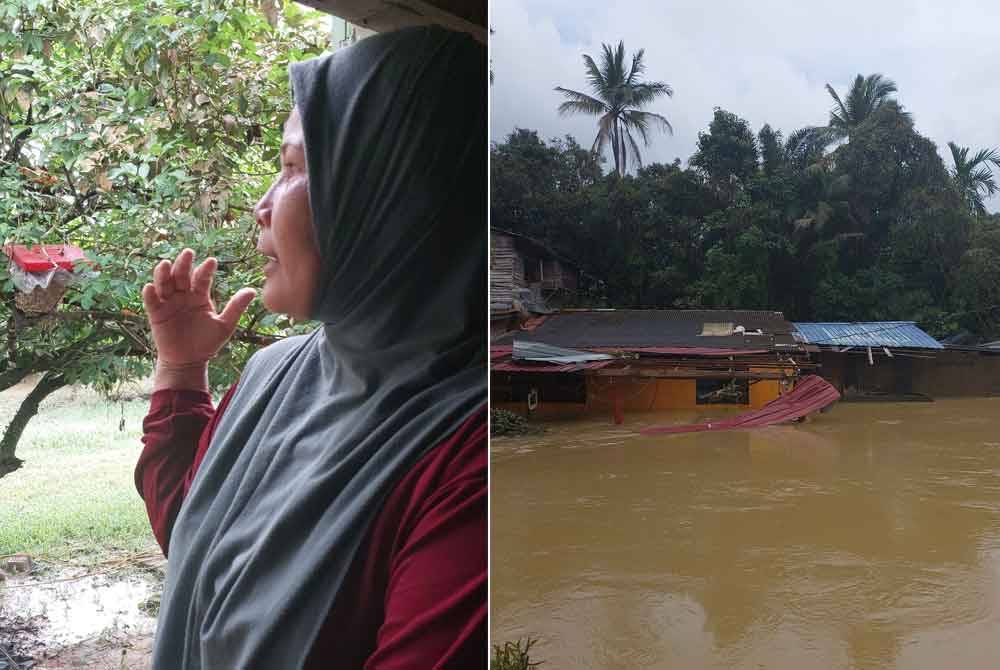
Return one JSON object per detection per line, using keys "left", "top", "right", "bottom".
{"left": 3, "top": 244, "right": 89, "bottom": 272}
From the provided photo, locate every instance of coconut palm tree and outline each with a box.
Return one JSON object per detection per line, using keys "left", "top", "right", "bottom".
{"left": 948, "top": 142, "right": 1000, "bottom": 216}
{"left": 555, "top": 41, "right": 672, "bottom": 177}
{"left": 824, "top": 73, "right": 908, "bottom": 141}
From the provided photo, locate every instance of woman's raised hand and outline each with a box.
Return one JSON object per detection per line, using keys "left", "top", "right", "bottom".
{"left": 142, "top": 249, "right": 257, "bottom": 367}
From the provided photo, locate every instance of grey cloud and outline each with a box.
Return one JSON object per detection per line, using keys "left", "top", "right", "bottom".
{"left": 491, "top": 0, "right": 1000, "bottom": 210}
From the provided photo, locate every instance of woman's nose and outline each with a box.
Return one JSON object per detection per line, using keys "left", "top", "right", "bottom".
{"left": 254, "top": 191, "right": 273, "bottom": 228}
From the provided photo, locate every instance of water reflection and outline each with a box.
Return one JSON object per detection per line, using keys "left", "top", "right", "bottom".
{"left": 0, "top": 570, "right": 158, "bottom": 649}
{"left": 492, "top": 399, "right": 1000, "bottom": 669}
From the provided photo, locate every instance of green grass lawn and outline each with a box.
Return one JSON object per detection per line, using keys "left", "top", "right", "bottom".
{"left": 0, "top": 388, "right": 160, "bottom": 562}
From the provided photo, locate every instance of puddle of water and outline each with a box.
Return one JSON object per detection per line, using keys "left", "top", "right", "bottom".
{"left": 0, "top": 569, "right": 159, "bottom": 649}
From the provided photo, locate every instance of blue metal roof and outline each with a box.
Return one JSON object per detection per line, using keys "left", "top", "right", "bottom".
{"left": 793, "top": 322, "right": 944, "bottom": 349}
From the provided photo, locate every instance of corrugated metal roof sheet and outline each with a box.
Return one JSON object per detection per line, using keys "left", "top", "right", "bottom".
{"left": 516, "top": 310, "right": 802, "bottom": 351}
{"left": 512, "top": 340, "right": 614, "bottom": 363}
{"left": 793, "top": 322, "right": 943, "bottom": 349}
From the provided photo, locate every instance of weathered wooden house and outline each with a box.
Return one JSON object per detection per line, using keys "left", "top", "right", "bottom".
{"left": 490, "top": 229, "right": 580, "bottom": 333}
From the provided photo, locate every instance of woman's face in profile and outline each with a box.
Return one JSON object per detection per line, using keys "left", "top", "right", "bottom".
{"left": 254, "top": 107, "right": 322, "bottom": 320}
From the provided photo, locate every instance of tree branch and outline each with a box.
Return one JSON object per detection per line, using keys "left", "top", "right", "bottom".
{"left": 0, "top": 371, "right": 68, "bottom": 479}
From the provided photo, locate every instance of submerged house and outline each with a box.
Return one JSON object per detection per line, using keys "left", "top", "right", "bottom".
{"left": 794, "top": 322, "right": 1000, "bottom": 398}
{"left": 493, "top": 314, "right": 1000, "bottom": 422}
{"left": 491, "top": 309, "right": 816, "bottom": 421}
{"left": 490, "top": 228, "right": 581, "bottom": 334}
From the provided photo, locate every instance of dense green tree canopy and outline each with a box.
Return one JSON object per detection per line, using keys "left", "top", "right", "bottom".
{"left": 0, "top": 0, "right": 330, "bottom": 473}
{"left": 493, "top": 75, "right": 998, "bottom": 346}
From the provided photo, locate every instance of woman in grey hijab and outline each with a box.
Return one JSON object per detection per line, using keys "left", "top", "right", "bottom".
{"left": 135, "top": 25, "right": 486, "bottom": 669}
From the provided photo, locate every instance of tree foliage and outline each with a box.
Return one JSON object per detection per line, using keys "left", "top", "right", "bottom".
{"left": 493, "top": 80, "right": 998, "bottom": 345}
{"left": 554, "top": 40, "right": 672, "bottom": 177}
{"left": 825, "top": 73, "right": 907, "bottom": 141}
{"left": 0, "top": 0, "right": 330, "bottom": 473}
{"left": 948, "top": 142, "right": 1000, "bottom": 216}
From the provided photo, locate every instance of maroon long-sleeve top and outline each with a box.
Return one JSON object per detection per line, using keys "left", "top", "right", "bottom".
{"left": 134, "top": 385, "right": 486, "bottom": 669}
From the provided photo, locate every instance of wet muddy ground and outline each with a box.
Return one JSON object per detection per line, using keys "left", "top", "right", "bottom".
{"left": 0, "top": 553, "right": 163, "bottom": 669}
{"left": 1, "top": 377, "right": 161, "bottom": 668}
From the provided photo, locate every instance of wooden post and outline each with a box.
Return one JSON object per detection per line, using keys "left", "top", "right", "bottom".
{"left": 612, "top": 381, "right": 624, "bottom": 425}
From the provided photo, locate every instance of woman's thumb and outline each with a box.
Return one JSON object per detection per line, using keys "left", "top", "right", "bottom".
{"left": 219, "top": 288, "right": 258, "bottom": 330}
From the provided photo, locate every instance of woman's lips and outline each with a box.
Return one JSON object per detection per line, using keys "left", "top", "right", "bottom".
{"left": 263, "top": 256, "right": 279, "bottom": 275}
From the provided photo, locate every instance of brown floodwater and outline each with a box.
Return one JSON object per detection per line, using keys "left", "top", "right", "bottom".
{"left": 491, "top": 399, "right": 1000, "bottom": 670}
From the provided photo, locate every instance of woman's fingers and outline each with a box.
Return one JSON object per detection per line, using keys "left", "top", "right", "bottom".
{"left": 192, "top": 256, "right": 218, "bottom": 296}
{"left": 218, "top": 288, "right": 257, "bottom": 331}
{"left": 171, "top": 248, "right": 195, "bottom": 293}
{"left": 141, "top": 283, "right": 162, "bottom": 313}
{"left": 153, "top": 259, "right": 174, "bottom": 301}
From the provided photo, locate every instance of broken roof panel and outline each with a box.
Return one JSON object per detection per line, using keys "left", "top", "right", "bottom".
{"left": 793, "top": 322, "right": 943, "bottom": 349}
{"left": 512, "top": 340, "right": 613, "bottom": 364}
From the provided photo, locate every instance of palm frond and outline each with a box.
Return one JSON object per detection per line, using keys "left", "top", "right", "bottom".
{"left": 624, "top": 109, "right": 672, "bottom": 139}
{"left": 971, "top": 147, "right": 1000, "bottom": 167}
{"left": 845, "top": 74, "right": 867, "bottom": 124}
{"left": 825, "top": 83, "right": 850, "bottom": 129}
{"left": 593, "top": 111, "right": 616, "bottom": 158}
{"left": 623, "top": 124, "right": 644, "bottom": 171}
{"left": 555, "top": 87, "right": 608, "bottom": 116}
{"left": 827, "top": 73, "right": 901, "bottom": 132}
{"left": 582, "top": 54, "right": 610, "bottom": 100}
{"left": 971, "top": 166, "right": 998, "bottom": 196}
{"left": 948, "top": 141, "right": 967, "bottom": 169}
{"left": 612, "top": 41, "right": 626, "bottom": 86}
{"left": 622, "top": 110, "right": 650, "bottom": 145}
{"left": 866, "top": 73, "right": 898, "bottom": 100}
{"left": 628, "top": 81, "right": 673, "bottom": 107}
{"left": 787, "top": 126, "right": 836, "bottom": 165}
{"left": 626, "top": 48, "right": 646, "bottom": 86}
{"left": 880, "top": 99, "right": 912, "bottom": 124}
{"left": 599, "top": 43, "right": 624, "bottom": 91}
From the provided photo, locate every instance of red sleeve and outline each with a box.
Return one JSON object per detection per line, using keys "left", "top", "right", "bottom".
{"left": 365, "top": 410, "right": 487, "bottom": 670}
{"left": 134, "top": 384, "right": 239, "bottom": 556}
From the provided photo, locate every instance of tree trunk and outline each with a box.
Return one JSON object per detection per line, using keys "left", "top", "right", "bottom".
{"left": 610, "top": 120, "right": 621, "bottom": 177}
{"left": 0, "top": 366, "right": 33, "bottom": 393}
{"left": 615, "top": 121, "right": 625, "bottom": 177}
{"left": 0, "top": 371, "right": 68, "bottom": 478}
{"left": 615, "top": 120, "right": 626, "bottom": 177}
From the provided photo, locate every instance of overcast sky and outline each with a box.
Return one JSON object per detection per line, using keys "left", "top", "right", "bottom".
{"left": 489, "top": 0, "right": 1000, "bottom": 210}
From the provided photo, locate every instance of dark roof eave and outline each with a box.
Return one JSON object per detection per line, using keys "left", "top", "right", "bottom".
{"left": 299, "top": 0, "right": 486, "bottom": 42}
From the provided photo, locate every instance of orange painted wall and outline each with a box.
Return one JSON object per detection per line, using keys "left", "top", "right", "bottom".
{"left": 750, "top": 369, "right": 782, "bottom": 409}
{"left": 492, "top": 369, "right": 796, "bottom": 419}
{"left": 586, "top": 378, "right": 698, "bottom": 411}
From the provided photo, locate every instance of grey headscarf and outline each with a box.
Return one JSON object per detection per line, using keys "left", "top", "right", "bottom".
{"left": 152, "top": 26, "right": 486, "bottom": 669}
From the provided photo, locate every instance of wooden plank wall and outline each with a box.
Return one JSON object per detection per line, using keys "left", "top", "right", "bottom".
{"left": 490, "top": 232, "right": 526, "bottom": 308}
